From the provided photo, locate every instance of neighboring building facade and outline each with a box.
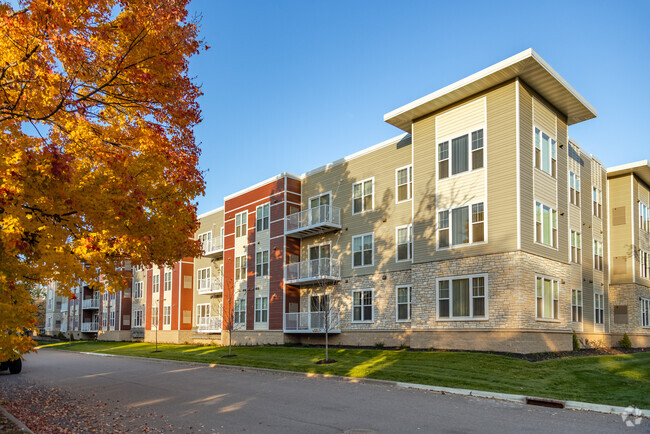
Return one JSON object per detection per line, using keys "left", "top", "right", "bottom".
{"left": 44, "top": 281, "right": 66, "bottom": 335}
{"left": 45, "top": 49, "right": 649, "bottom": 352}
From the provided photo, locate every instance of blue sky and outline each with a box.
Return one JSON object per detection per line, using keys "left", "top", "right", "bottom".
{"left": 188, "top": 0, "right": 650, "bottom": 214}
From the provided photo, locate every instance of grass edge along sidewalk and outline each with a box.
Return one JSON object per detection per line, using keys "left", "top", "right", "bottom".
{"left": 36, "top": 341, "right": 650, "bottom": 410}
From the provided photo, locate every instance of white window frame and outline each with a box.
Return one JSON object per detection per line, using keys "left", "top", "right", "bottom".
{"left": 256, "top": 250, "right": 269, "bottom": 277}
{"left": 134, "top": 281, "right": 143, "bottom": 299}
{"left": 642, "top": 298, "right": 650, "bottom": 328}
{"left": 109, "top": 311, "right": 115, "bottom": 327}
{"left": 352, "top": 289, "right": 373, "bottom": 323}
{"left": 197, "top": 231, "right": 212, "bottom": 252}
{"left": 395, "top": 285, "right": 412, "bottom": 322}
{"left": 151, "top": 306, "right": 159, "bottom": 328}
{"left": 437, "top": 127, "right": 485, "bottom": 181}
{"left": 352, "top": 177, "right": 374, "bottom": 215}
{"left": 594, "top": 293, "right": 604, "bottom": 326}
{"left": 152, "top": 274, "right": 160, "bottom": 294}
{"left": 640, "top": 202, "right": 649, "bottom": 232}
{"left": 594, "top": 240, "right": 604, "bottom": 272}
{"left": 255, "top": 296, "right": 268, "bottom": 323}
{"left": 592, "top": 187, "right": 602, "bottom": 218}
{"left": 196, "top": 303, "right": 211, "bottom": 325}
{"left": 235, "top": 211, "right": 248, "bottom": 238}
{"left": 533, "top": 126, "right": 557, "bottom": 178}
{"left": 640, "top": 250, "right": 650, "bottom": 280}
{"left": 164, "top": 270, "right": 172, "bottom": 292}
{"left": 197, "top": 267, "right": 211, "bottom": 290}
{"left": 437, "top": 201, "right": 486, "bottom": 250}
{"left": 133, "top": 309, "right": 143, "bottom": 328}
{"left": 256, "top": 203, "right": 270, "bottom": 232}
{"left": 163, "top": 305, "right": 171, "bottom": 326}
{"left": 569, "top": 172, "right": 581, "bottom": 207}
{"left": 234, "top": 298, "right": 246, "bottom": 326}
{"left": 352, "top": 232, "right": 374, "bottom": 268}
{"left": 436, "top": 274, "right": 488, "bottom": 321}
{"left": 395, "top": 165, "right": 413, "bottom": 203}
{"left": 535, "top": 201, "right": 558, "bottom": 249}
{"left": 570, "top": 230, "right": 582, "bottom": 264}
{"left": 395, "top": 224, "right": 413, "bottom": 263}
{"left": 535, "top": 275, "right": 560, "bottom": 321}
{"left": 235, "top": 255, "right": 247, "bottom": 281}
{"left": 571, "top": 289, "right": 583, "bottom": 324}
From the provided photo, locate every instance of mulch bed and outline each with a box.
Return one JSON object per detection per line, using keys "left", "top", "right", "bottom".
{"left": 0, "top": 378, "right": 181, "bottom": 433}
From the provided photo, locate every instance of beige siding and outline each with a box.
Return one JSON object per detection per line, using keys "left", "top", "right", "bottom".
{"left": 609, "top": 176, "right": 633, "bottom": 283}
{"left": 300, "top": 135, "right": 413, "bottom": 278}
{"left": 194, "top": 209, "right": 224, "bottom": 314}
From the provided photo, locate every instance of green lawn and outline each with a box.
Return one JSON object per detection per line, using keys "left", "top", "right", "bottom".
{"left": 37, "top": 341, "right": 650, "bottom": 408}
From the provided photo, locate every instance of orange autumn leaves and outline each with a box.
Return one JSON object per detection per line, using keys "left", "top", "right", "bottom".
{"left": 1, "top": 0, "right": 205, "bottom": 359}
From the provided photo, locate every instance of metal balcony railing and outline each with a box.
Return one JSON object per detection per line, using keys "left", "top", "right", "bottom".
{"left": 284, "top": 310, "right": 340, "bottom": 333}
{"left": 285, "top": 205, "right": 341, "bottom": 238}
{"left": 197, "top": 277, "right": 223, "bottom": 295}
{"left": 285, "top": 258, "right": 341, "bottom": 285}
{"left": 81, "top": 322, "right": 99, "bottom": 332}
{"left": 197, "top": 315, "right": 222, "bottom": 333}
{"left": 82, "top": 298, "right": 100, "bottom": 309}
{"left": 202, "top": 237, "right": 224, "bottom": 257}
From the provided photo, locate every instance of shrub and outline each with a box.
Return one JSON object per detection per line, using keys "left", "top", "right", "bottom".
{"left": 619, "top": 333, "right": 632, "bottom": 349}
{"left": 374, "top": 342, "right": 385, "bottom": 349}
{"left": 572, "top": 331, "right": 580, "bottom": 351}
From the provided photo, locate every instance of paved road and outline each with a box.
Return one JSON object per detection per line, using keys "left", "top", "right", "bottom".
{"left": 3, "top": 349, "right": 642, "bottom": 433}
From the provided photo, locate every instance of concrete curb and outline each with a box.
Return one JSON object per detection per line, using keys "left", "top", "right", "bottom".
{"left": 50, "top": 348, "right": 650, "bottom": 418}
{"left": 0, "top": 405, "right": 34, "bottom": 434}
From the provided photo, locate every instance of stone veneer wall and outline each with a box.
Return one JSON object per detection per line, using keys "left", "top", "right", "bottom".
{"left": 609, "top": 283, "right": 650, "bottom": 346}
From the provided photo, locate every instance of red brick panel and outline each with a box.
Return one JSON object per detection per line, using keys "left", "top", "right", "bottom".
{"left": 270, "top": 202, "right": 285, "bottom": 222}
{"left": 270, "top": 220, "right": 284, "bottom": 238}
{"left": 287, "top": 177, "right": 301, "bottom": 194}
{"left": 269, "top": 237, "right": 285, "bottom": 330}
{"left": 225, "top": 178, "right": 285, "bottom": 214}
{"left": 246, "top": 243, "right": 256, "bottom": 330}
{"left": 180, "top": 261, "right": 194, "bottom": 331}
{"left": 145, "top": 268, "right": 152, "bottom": 330}
{"left": 121, "top": 294, "right": 131, "bottom": 331}
{"left": 286, "top": 192, "right": 301, "bottom": 204}
{"left": 171, "top": 263, "right": 180, "bottom": 330}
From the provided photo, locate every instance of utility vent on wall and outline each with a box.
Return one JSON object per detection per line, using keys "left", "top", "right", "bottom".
{"left": 614, "top": 305, "right": 628, "bottom": 324}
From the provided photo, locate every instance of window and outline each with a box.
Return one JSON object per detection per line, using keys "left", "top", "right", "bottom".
{"left": 198, "top": 231, "right": 212, "bottom": 252}
{"left": 396, "top": 286, "right": 412, "bottom": 322}
{"left": 152, "top": 274, "right": 160, "bottom": 293}
{"left": 592, "top": 187, "right": 602, "bottom": 218}
{"left": 471, "top": 129, "right": 484, "bottom": 170}
{"left": 164, "top": 270, "right": 172, "bottom": 292}
{"left": 535, "top": 202, "right": 558, "bottom": 248}
{"left": 534, "top": 127, "right": 557, "bottom": 177}
{"left": 594, "top": 240, "right": 604, "bottom": 271}
{"left": 396, "top": 225, "right": 412, "bottom": 262}
{"left": 396, "top": 165, "right": 413, "bottom": 202}
{"left": 256, "top": 204, "right": 269, "bottom": 232}
{"left": 234, "top": 299, "right": 246, "bottom": 325}
{"left": 570, "top": 230, "right": 581, "bottom": 264}
{"left": 569, "top": 172, "right": 580, "bottom": 206}
{"left": 109, "top": 311, "right": 115, "bottom": 327}
{"left": 133, "top": 310, "right": 143, "bottom": 327}
{"left": 641, "top": 250, "right": 650, "bottom": 279}
{"left": 255, "top": 296, "right": 268, "bottom": 323}
{"left": 352, "top": 233, "right": 373, "bottom": 267}
{"left": 594, "top": 293, "right": 604, "bottom": 325}
{"left": 536, "top": 276, "right": 559, "bottom": 320}
{"left": 151, "top": 306, "right": 159, "bottom": 328}
{"left": 197, "top": 267, "right": 211, "bottom": 290}
{"left": 352, "top": 178, "right": 373, "bottom": 214}
{"left": 571, "top": 289, "right": 583, "bottom": 323}
{"left": 437, "top": 129, "right": 484, "bottom": 180}
{"left": 640, "top": 202, "right": 649, "bottom": 232}
{"left": 352, "top": 289, "right": 373, "bottom": 322}
{"left": 163, "top": 305, "right": 171, "bottom": 326}
{"left": 235, "top": 211, "right": 247, "bottom": 238}
{"left": 196, "top": 303, "right": 210, "bottom": 325}
{"left": 642, "top": 298, "right": 650, "bottom": 328}
{"left": 438, "top": 275, "right": 486, "bottom": 319}
{"left": 438, "top": 202, "right": 485, "bottom": 248}
{"left": 134, "top": 281, "right": 143, "bottom": 299}
{"left": 256, "top": 250, "right": 269, "bottom": 277}
{"left": 235, "top": 255, "right": 247, "bottom": 281}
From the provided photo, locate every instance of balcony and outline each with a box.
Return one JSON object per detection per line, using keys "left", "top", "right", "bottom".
{"left": 197, "top": 277, "right": 223, "bottom": 295}
{"left": 284, "top": 311, "right": 341, "bottom": 333}
{"left": 285, "top": 258, "right": 341, "bottom": 285}
{"left": 197, "top": 315, "right": 222, "bottom": 333}
{"left": 285, "top": 205, "right": 341, "bottom": 238}
{"left": 202, "top": 238, "right": 224, "bottom": 258}
{"left": 81, "top": 322, "right": 99, "bottom": 332}
{"left": 82, "top": 298, "right": 100, "bottom": 309}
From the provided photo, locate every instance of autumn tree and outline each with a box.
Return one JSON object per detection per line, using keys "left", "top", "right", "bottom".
{"left": 0, "top": 0, "right": 206, "bottom": 361}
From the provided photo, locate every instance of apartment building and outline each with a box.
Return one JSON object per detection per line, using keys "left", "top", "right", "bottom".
{"left": 45, "top": 49, "right": 649, "bottom": 352}
{"left": 44, "top": 281, "right": 67, "bottom": 335}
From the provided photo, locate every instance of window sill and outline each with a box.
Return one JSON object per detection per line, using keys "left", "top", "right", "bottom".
{"left": 351, "top": 209, "right": 374, "bottom": 216}
{"left": 536, "top": 318, "right": 560, "bottom": 323}
{"left": 396, "top": 319, "right": 411, "bottom": 323}
{"left": 437, "top": 241, "right": 487, "bottom": 251}
{"left": 534, "top": 167, "right": 557, "bottom": 181}
{"left": 396, "top": 198, "right": 412, "bottom": 205}
{"left": 436, "top": 317, "right": 489, "bottom": 322}
{"left": 352, "top": 264, "right": 374, "bottom": 269}
{"left": 351, "top": 320, "right": 374, "bottom": 324}
{"left": 533, "top": 241, "right": 558, "bottom": 251}
{"left": 437, "top": 167, "right": 485, "bottom": 183}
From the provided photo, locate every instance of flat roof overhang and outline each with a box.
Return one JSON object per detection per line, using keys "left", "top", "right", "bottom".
{"left": 384, "top": 48, "right": 597, "bottom": 132}
{"left": 607, "top": 160, "right": 650, "bottom": 187}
